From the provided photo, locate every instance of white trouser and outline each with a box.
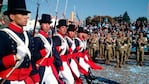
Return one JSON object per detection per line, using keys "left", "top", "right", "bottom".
{"left": 79, "top": 57, "right": 90, "bottom": 72}
{"left": 70, "top": 59, "right": 80, "bottom": 78}
{"left": 61, "top": 62, "right": 74, "bottom": 84}
{"left": 41, "top": 66, "right": 58, "bottom": 84}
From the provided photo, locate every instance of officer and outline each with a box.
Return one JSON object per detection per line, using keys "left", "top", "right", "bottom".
{"left": 34, "top": 14, "right": 64, "bottom": 84}
{"left": 52, "top": 19, "right": 75, "bottom": 84}
{"left": 0, "top": 0, "right": 39, "bottom": 84}
{"left": 136, "top": 32, "right": 147, "bottom": 66}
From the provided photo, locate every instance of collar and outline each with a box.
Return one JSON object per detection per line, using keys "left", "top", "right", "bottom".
{"left": 58, "top": 32, "right": 65, "bottom": 37}
{"left": 8, "top": 23, "right": 23, "bottom": 33}
{"left": 39, "top": 30, "right": 49, "bottom": 38}
{"left": 78, "top": 37, "right": 84, "bottom": 41}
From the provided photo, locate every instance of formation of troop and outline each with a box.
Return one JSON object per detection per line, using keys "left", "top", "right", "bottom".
{"left": 87, "top": 19, "right": 148, "bottom": 68}
{"left": 0, "top": 0, "right": 103, "bottom": 84}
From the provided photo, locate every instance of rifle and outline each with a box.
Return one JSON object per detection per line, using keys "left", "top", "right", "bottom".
{"left": 53, "top": 0, "right": 59, "bottom": 34}
{"left": 32, "top": 0, "right": 40, "bottom": 36}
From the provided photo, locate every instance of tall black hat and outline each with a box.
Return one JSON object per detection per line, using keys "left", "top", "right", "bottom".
{"left": 4, "top": 0, "right": 31, "bottom": 15}
{"left": 57, "top": 19, "right": 68, "bottom": 28}
{"left": 39, "top": 14, "right": 52, "bottom": 23}
{"left": 77, "top": 27, "right": 84, "bottom": 33}
{"left": 67, "top": 24, "right": 76, "bottom": 32}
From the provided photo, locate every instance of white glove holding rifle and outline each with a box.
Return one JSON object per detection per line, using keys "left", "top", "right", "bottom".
{"left": 16, "top": 45, "right": 27, "bottom": 60}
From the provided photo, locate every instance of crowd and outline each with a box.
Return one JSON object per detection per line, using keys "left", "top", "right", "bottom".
{"left": 87, "top": 17, "right": 149, "bottom": 68}
{"left": 0, "top": 0, "right": 103, "bottom": 84}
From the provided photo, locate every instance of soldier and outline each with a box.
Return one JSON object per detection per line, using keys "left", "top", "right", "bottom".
{"left": 99, "top": 33, "right": 105, "bottom": 59}
{"left": 0, "top": 0, "right": 40, "bottom": 84}
{"left": 75, "top": 27, "right": 103, "bottom": 83}
{"left": 136, "top": 32, "right": 147, "bottom": 66}
{"left": 104, "top": 33, "right": 113, "bottom": 64}
{"left": 124, "top": 30, "right": 132, "bottom": 63}
{"left": 115, "top": 31, "right": 125, "bottom": 68}
{"left": 34, "top": 14, "right": 63, "bottom": 84}
{"left": 65, "top": 24, "right": 82, "bottom": 83}
{"left": 90, "top": 32, "right": 100, "bottom": 61}
{"left": 52, "top": 19, "right": 75, "bottom": 84}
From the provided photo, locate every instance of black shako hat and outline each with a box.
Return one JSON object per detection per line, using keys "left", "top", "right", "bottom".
{"left": 57, "top": 19, "right": 68, "bottom": 28}
{"left": 67, "top": 24, "right": 76, "bottom": 32}
{"left": 4, "top": 0, "right": 31, "bottom": 15}
{"left": 77, "top": 27, "right": 89, "bottom": 34}
{"left": 39, "top": 14, "right": 52, "bottom": 23}
{"left": 77, "top": 27, "right": 84, "bottom": 33}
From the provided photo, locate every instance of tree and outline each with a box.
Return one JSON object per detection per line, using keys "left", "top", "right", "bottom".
{"left": 123, "top": 11, "right": 130, "bottom": 23}
{"left": 136, "top": 17, "right": 148, "bottom": 23}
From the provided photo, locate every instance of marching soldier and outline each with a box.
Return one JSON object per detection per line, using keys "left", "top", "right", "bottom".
{"left": 52, "top": 19, "right": 75, "bottom": 84}
{"left": 0, "top": 0, "right": 40, "bottom": 84}
{"left": 34, "top": 14, "right": 63, "bottom": 84}
{"left": 65, "top": 24, "right": 82, "bottom": 83}
{"left": 136, "top": 32, "right": 147, "bottom": 66}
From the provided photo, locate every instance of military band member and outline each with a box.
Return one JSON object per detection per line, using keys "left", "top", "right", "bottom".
{"left": 0, "top": 0, "right": 40, "bottom": 83}
{"left": 52, "top": 19, "right": 75, "bottom": 84}
{"left": 136, "top": 32, "right": 147, "bottom": 66}
{"left": 34, "top": 14, "right": 63, "bottom": 84}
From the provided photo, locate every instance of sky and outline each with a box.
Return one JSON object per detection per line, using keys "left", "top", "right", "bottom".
{"left": 2, "top": 0, "right": 149, "bottom": 21}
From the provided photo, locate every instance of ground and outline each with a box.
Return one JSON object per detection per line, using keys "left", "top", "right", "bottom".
{"left": 82, "top": 54, "right": 149, "bottom": 84}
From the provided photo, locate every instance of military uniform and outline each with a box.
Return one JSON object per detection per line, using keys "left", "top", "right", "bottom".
{"left": 0, "top": 0, "right": 39, "bottom": 83}
{"left": 0, "top": 23, "right": 39, "bottom": 84}
{"left": 136, "top": 33, "right": 147, "bottom": 66}
{"left": 33, "top": 14, "right": 63, "bottom": 84}
{"left": 52, "top": 19, "right": 74, "bottom": 84}
{"left": 115, "top": 32, "right": 125, "bottom": 68}
{"left": 99, "top": 35, "right": 105, "bottom": 59}
{"left": 105, "top": 34, "right": 113, "bottom": 64}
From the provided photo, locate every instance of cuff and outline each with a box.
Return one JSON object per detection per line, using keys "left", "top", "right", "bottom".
{"left": 2, "top": 54, "right": 16, "bottom": 68}
{"left": 31, "top": 73, "right": 40, "bottom": 83}
{"left": 40, "top": 48, "right": 47, "bottom": 57}
{"left": 59, "top": 66, "right": 64, "bottom": 71}
{"left": 56, "top": 46, "right": 61, "bottom": 52}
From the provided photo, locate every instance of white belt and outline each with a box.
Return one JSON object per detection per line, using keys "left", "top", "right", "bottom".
{"left": 124, "top": 44, "right": 127, "bottom": 46}
{"left": 121, "top": 46, "right": 124, "bottom": 48}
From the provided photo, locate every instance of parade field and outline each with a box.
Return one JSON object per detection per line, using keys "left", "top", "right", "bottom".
{"left": 85, "top": 54, "right": 149, "bottom": 84}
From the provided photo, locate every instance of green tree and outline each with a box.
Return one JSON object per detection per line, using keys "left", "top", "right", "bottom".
{"left": 136, "top": 17, "right": 148, "bottom": 23}
{"left": 123, "top": 11, "right": 130, "bottom": 23}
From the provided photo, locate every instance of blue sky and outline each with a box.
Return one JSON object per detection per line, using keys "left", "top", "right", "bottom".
{"left": 14, "top": 0, "right": 149, "bottom": 21}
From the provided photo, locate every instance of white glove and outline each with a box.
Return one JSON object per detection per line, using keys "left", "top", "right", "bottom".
{"left": 59, "top": 71, "right": 64, "bottom": 78}
{"left": 44, "top": 43, "right": 50, "bottom": 52}
{"left": 16, "top": 45, "right": 27, "bottom": 60}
